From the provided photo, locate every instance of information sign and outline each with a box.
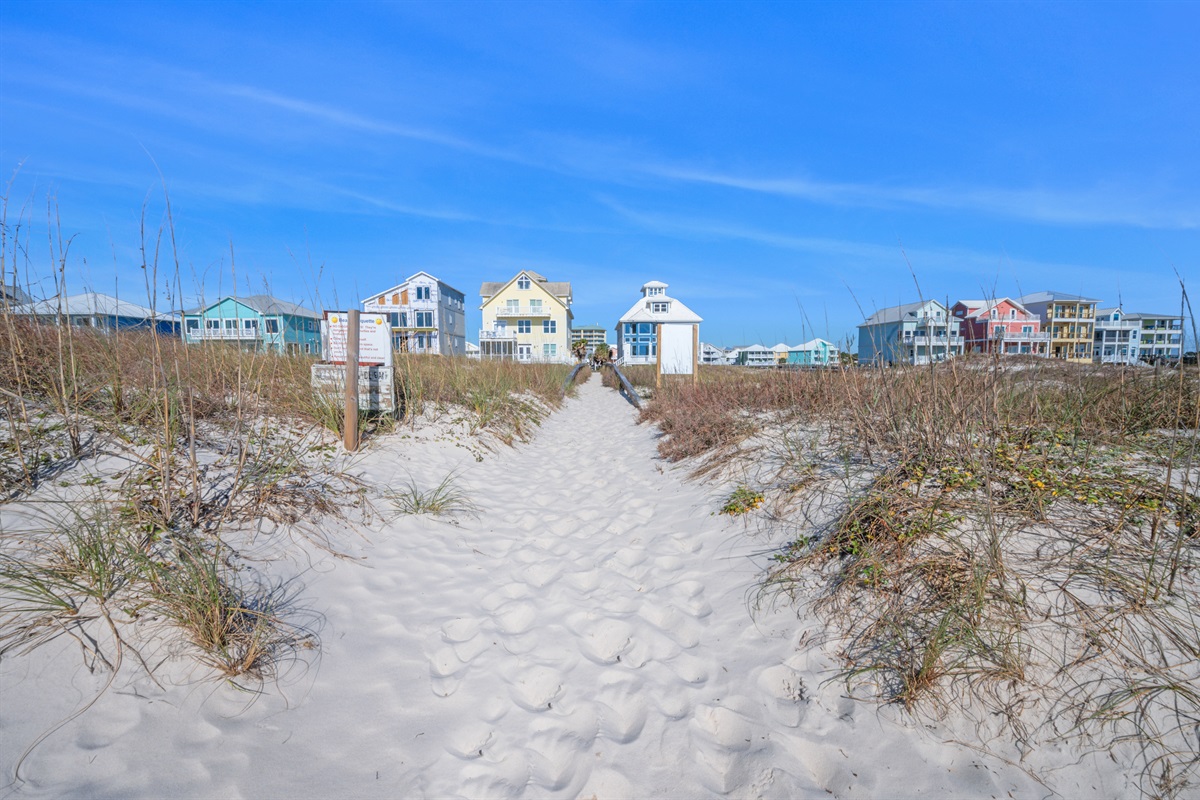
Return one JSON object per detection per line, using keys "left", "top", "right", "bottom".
{"left": 324, "top": 312, "right": 392, "bottom": 366}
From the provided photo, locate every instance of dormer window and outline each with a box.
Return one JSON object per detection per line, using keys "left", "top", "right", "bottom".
{"left": 517, "top": 276, "right": 531, "bottom": 290}
{"left": 650, "top": 301, "right": 670, "bottom": 313}
{"left": 649, "top": 287, "right": 664, "bottom": 296}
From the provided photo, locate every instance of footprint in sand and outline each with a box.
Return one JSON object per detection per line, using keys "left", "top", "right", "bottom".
{"left": 445, "top": 723, "right": 495, "bottom": 759}
{"left": 493, "top": 600, "right": 539, "bottom": 635}
{"left": 688, "top": 703, "right": 764, "bottom": 794}
{"left": 756, "top": 664, "right": 809, "bottom": 728}
{"left": 595, "top": 674, "right": 649, "bottom": 744}
{"left": 507, "top": 663, "right": 565, "bottom": 712}
{"left": 576, "top": 618, "right": 633, "bottom": 665}
{"left": 526, "top": 727, "right": 585, "bottom": 791}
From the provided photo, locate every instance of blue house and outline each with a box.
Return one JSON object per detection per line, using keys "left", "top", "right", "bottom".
{"left": 13, "top": 291, "right": 179, "bottom": 334}
{"left": 786, "top": 338, "right": 841, "bottom": 367}
{"left": 182, "top": 295, "right": 322, "bottom": 356}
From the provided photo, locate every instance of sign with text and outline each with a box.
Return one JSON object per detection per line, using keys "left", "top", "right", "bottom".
{"left": 323, "top": 312, "right": 392, "bottom": 366}
{"left": 311, "top": 365, "right": 396, "bottom": 413}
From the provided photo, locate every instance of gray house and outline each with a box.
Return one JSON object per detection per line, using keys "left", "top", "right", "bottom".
{"left": 857, "top": 299, "right": 964, "bottom": 365}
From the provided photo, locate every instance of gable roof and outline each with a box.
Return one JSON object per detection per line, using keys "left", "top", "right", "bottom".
{"left": 13, "top": 291, "right": 177, "bottom": 320}
{"left": 186, "top": 295, "right": 321, "bottom": 319}
{"left": 366, "top": 272, "right": 463, "bottom": 301}
{"left": 860, "top": 299, "right": 948, "bottom": 326}
{"left": 617, "top": 291, "right": 702, "bottom": 325}
{"left": 1017, "top": 290, "right": 1101, "bottom": 305}
{"left": 954, "top": 297, "right": 1032, "bottom": 319}
{"left": 480, "top": 270, "right": 572, "bottom": 305}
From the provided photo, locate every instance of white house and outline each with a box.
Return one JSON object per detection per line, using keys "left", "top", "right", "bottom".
{"left": 616, "top": 281, "right": 702, "bottom": 372}
{"left": 699, "top": 342, "right": 729, "bottom": 365}
{"left": 363, "top": 271, "right": 466, "bottom": 356}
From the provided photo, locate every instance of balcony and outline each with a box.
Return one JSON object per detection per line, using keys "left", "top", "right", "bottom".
{"left": 187, "top": 327, "right": 263, "bottom": 341}
{"left": 905, "top": 335, "right": 964, "bottom": 346}
{"left": 1098, "top": 320, "right": 1140, "bottom": 330}
{"left": 992, "top": 331, "right": 1051, "bottom": 341}
{"left": 493, "top": 305, "right": 551, "bottom": 317}
{"left": 480, "top": 329, "right": 517, "bottom": 341}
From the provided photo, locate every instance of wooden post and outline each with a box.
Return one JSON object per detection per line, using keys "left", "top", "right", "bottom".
{"left": 655, "top": 323, "right": 663, "bottom": 389}
{"left": 344, "top": 309, "right": 360, "bottom": 452}
{"left": 692, "top": 323, "right": 699, "bottom": 387}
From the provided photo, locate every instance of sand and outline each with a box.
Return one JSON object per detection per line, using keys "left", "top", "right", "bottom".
{"left": 0, "top": 375, "right": 1129, "bottom": 798}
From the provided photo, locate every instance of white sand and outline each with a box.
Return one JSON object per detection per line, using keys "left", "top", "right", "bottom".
{"left": 1, "top": 376, "right": 1128, "bottom": 798}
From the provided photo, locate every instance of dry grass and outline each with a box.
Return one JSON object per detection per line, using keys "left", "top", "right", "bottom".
{"left": 629, "top": 355, "right": 1199, "bottom": 797}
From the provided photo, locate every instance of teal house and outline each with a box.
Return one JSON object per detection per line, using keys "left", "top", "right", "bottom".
{"left": 786, "top": 338, "right": 841, "bottom": 367}
{"left": 182, "top": 295, "right": 323, "bottom": 356}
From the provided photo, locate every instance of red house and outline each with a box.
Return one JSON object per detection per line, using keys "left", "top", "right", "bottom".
{"left": 952, "top": 298, "right": 1049, "bottom": 356}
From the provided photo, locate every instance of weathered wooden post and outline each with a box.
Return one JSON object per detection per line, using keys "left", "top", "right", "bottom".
{"left": 344, "top": 308, "right": 360, "bottom": 452}
{"left": 656, "top": 322, "right": 663, "bottom": 390}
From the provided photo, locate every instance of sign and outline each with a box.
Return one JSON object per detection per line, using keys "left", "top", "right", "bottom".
{"left": 311, "top": 365, "right": 396, "bottom": 413}
{"left": 323, "top": 312, "right": 392, "bottom": 366}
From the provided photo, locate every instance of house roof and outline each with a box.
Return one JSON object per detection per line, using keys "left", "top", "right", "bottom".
{"left": 1098, "top": 308, "right": 1184, "bottom": 321}
{"left": 954, "top": 297, "right": 1032, "bottom": 319}
{"left": 1017, "top": 290, "right": 1101, "bottom": 305}
{"left": 617, "top": 292, "right": 703, "bottom": 325}
{"left": 860, "top": 299, "right": 948, "bottom": 326}
{"left": 13, "top": 291, "right": 178, "bottom": 320}
{"left": 185, "top": 295, "right": 321, "bottom": 319}
{"left": 791, "top": 338, "right": 838, "bottom": 350}
{"left": 480, "top": 270, "right": 571, "bottom": 302}
{"left": 365, "top": 272, "right": 464, "bottom": 301}
{"left": 2, "top": 284, "right": 32, "bottom": 304}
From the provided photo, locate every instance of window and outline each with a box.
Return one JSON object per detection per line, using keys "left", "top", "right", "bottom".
{"left": 206, "top": 319, "right": 220, "bottom": 330}
{"left": 1021, "top": 325, "right": 1033, "bottom": 334}
{"left": 505, "top": 299, "right": 520, "bottom": 314}
{"left": 543, "top": 320, "right": 557, "bottom": 334}
{"left": 624, "top": 323, "right": 636, "bottom": 335}
{"left": 517, "top": 276, "right": 531, "bottom": 290}
{"left": 1010, "top": 309, "right": 1017, "bottom": 319}
{"left": 388, "top": 312, "right": 400, "bottom": 327}
{"left": 416, "top": 311, "right": 433, "bottom": 327}
{"left": 651, "top": 302, "right": 669, "bottom": 313}
{"left": 243, "top": 318, "right": 258, "bottom": 330}
{"left": 543, "top": 343, "right": 557, "bottom": 357}
{"left": 518, "top": 319, "right": 531, "bottom": 334}
{"left": 223, "top": 319, "right": 236, "bottom": 330}
{"left": 265, "top": 318, "right": 279, "bottom": 334}
{"left": 529, "top": 299, "right": 542, "bottom": 313}
{"left": 416, "top": 286, "right": 431, "bottom": 301}
{"left": 304, "top": 343, "right": 311, "bottom": 354}
{"left": 399, "top": 312, "right": 408, "bottom": 327}
{"left": 186, "top": 318, "right": 199, "bottom": 330}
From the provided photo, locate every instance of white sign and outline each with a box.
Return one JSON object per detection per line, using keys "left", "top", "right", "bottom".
{"left": 324, "top": 312, "right": 392, "bottom": 366}
{"left": 660, "top": 323, "right": 696, "bottom": 375}
{"left": 311, "top": 365, "right": 396, "bottom": 413}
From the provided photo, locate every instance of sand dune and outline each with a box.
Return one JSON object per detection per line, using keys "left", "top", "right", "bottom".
{"left": 1, "top": 376, "right": 1127, "bottom": 797}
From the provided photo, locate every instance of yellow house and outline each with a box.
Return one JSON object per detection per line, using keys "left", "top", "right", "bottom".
{"left": 1017, "top": 290, "right": 1099, "bottom": 362}
{"left": 479, "top": 270, "right": 573, "bottom": 362}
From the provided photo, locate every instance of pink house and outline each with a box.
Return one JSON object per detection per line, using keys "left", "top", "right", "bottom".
{"left": 952, "top": 298, "right": 1050, "bottom": 356}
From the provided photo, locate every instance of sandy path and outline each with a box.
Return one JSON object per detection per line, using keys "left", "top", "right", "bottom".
{"left": 2, "top": 375, "right": 1117, "bottom": 798}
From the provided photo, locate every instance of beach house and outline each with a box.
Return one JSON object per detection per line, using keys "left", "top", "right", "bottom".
{"left": 616, "top": 281, "right": 702, "bottom": 369}
{"left": 14, "top": 291, "right": 179, "bottom": 335}
{"left": 479, "top": 270, "right": 573, "bottom": 362}
{"left": 787, "top": 338, "right": 841, "bottom": 366}
{"left": 1016, "top": 291, "right": 1099, "bottom": 362}
{"left": 952, "top": 298, "right": 1049, "bottom": 356}
{"left": 699, "top": 342, "right": 729, "bottom": 365}
{"left": 732, "top": 344, "right": 775, "bottom": 367}
{"left": 857, "top": 300, "right": 963, "bottom": 365}
{"left": 362, "top": 272, "right": 466, "bottom": 356}
{"left": 1095, "top": 308, "right": 1184, "bottom": 365}
{"left": 182, "top": 295, "right": 322, "bottom": 356}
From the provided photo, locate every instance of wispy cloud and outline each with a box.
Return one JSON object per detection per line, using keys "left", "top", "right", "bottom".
{"left": 642, "top": 165, "right": 1200, "bottom": 230}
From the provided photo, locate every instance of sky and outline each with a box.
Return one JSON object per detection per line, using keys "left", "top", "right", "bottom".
{"left": 1, "top": 0, "right": 1197, "bottom": 348}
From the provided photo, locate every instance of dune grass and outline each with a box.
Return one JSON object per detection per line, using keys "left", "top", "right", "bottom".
{"left": 629, "top": 354, "right": 1199, "bottom": 796}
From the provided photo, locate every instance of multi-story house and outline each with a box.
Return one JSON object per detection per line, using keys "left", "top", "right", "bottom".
{"left": 1095, "top": 308, "right": 1185, "bottom": 365}
{"left": 572, "top": 324, "right": 608, "bottom": 356}
{"left": 857, "top": 300, "right": 963, "bottom": 365}
{"left": 1016, "top": 291, "right": 1098, "bottom": 362}
{"left": 183, "top": 295, "right": 322, "bottom": 355}
{"left": 952, "top": 298, "right": 1049, "bottom": 356}
{"left": 699, "top": 342, "right": 728, "bottom": 365}
{"left": 480, "top": 270, "right": 573, "bottom": 362}
{"left": 15, "top": 291, "right": 179, "bottom": 335}
{"left": 363, "top": 272, "right": 466, "bottom": 356}
{"left": 616, "top": 281, "right": 703, "bottom": 366}
{"left": 1133, "top": 312, "right": 1185, "bottom": 363}
{"left": 733, "top": 344, "right": 775, "bottom": 367}
{"left": 787, "top": 338, "right": 841, "bottom": 366}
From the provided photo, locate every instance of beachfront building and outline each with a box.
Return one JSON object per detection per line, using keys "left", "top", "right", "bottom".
{"left": 952, "top": 298, "right": 1049, "bottom": 357}
{"left": 615, "top": 281, "right": 703, "bottom": 368}
{"left": 572, "top": 324, "right": 608, "bottom": 356}
{"left": 479, "top": 270, "right": 573, "bottom": 363}
{"left": 699, "top": 342, "right": 729, "bottom": 365}
{"left": 362, "top": 272, "right": 466, "bottom": 356}
{"left": 733, "top": 344, "right": 775, "bottom": 367}
{"left": 182, "top": 295, "right": 321, "bottom": 356}
{"left": 2, "top": 283, "right": 31, "bottom": 305}
{"left": 465, "top": 341, "right": 480, "bottom": 359}
{"left": 787, "top": 338, "right": 841, "bottom": 367}
{"left": 14, "top": 291, "right": 179, "bottom": 335}
{"left": 1016, "top": 291, "right": 1098, "bottom": 362}
{"left": 857, "top": 300, "right": 964, "bottom": 366}
{"left": 1095, "top": 308, "right": 1184, "bottom": 365}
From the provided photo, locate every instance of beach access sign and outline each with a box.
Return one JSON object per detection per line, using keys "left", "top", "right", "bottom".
{"left": 324, "top": 311, "right": 392, "bottom": 367}
{"left": 311, "top": 365, "right": 396, "bottom": 413}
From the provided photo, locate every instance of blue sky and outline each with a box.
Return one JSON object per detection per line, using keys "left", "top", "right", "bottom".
{"left": 1, "top": 1, "right": 1197, "bottom": 348}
